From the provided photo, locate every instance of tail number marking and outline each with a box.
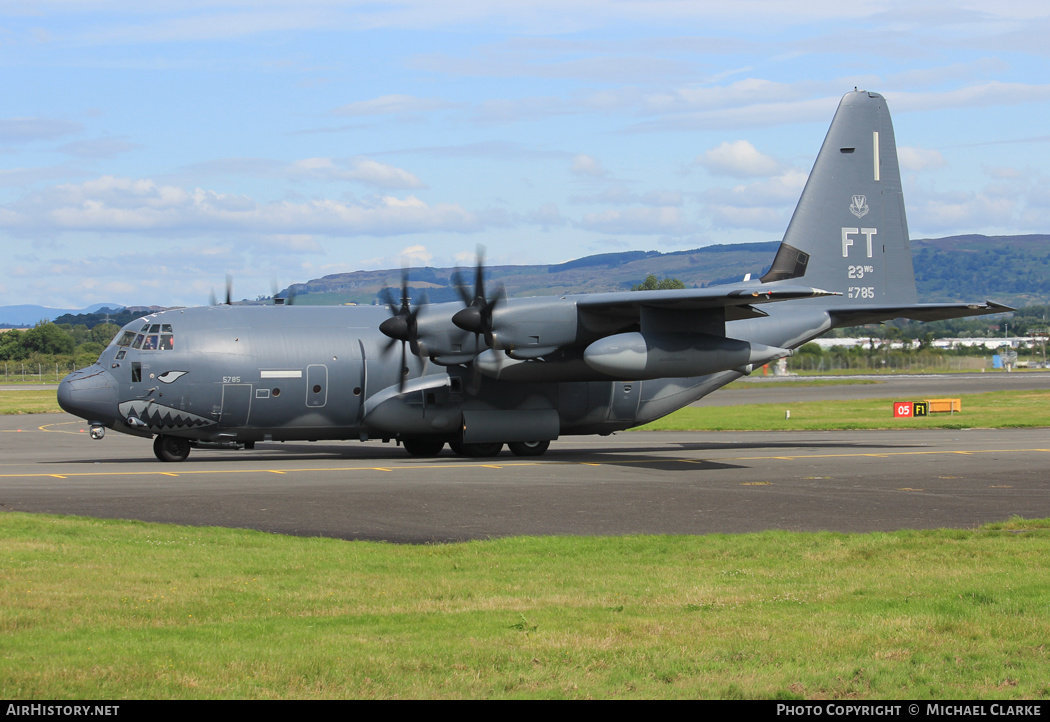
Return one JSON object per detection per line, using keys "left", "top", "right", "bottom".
{"left": 841, "top": 227, "right": 877, "bottom": 258}
{"left": 848, "top": 286, "right": 875, "bottom": 299}
{"left": 848, "top": 265, "right": 874, "bottom": 279}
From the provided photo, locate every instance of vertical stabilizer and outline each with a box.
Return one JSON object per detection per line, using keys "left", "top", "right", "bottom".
{"left": 761, "top": 91, "right": 917, "bottom": 305}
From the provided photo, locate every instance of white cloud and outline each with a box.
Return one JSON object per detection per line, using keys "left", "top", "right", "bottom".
{"left": 898, "top": 147, "right": 946, "bottom": 172}
{"left": 527, "top": 202, "right": 565, "bottom": 227}
{"left": 56, "top": 137, "right": 140, "bottom": 159}
{"left": 398, "top": 244, "right": 433, "bottom": 266}
{"left": 909, "top": 188, "right": 1021, "bottom": 234}
{"left": 699, "top": 168, "right": 807, "bottom": 231}
{"left": 178, "top": 157, "right": 426, "bottom": 189}
{"left": 288, "top": 157, "right": 426, "bottom": 189}
{"left": 1, "top": 176, "right": 484, "bottom": 236}
{"left": 698, "top": 140, "right": 782, "bottom": 178}
{"left": 578, "top": 206, "right": 694, "bottom": 235}
{"left": 331, "top": 94, "right": 453, "bottom": 117}
{"left": 571, "top": 186, "right": 682, "bottom": 206}
{"left": 707, "top": 205, "right": 787, "bottom": 232}
{"left": 0, "top": 117, "right": 83, "bottom": 143}
{"left": 570, "top": 154, "right": 607, "bottom": 177}
{"left": 984, "top": 165, "right": 1023, "bottom": 180}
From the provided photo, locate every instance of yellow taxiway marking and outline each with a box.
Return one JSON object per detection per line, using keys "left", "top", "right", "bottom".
{"left": 37, "top": 422, "right": 87, "bottom": 436}
{"left": 1, "top": 449, "right": 1048, "bottom": 481}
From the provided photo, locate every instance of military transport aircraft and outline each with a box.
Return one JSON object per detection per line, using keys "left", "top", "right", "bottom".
{"left": 58, "top": 90, "right": 1008, "bottom": 462}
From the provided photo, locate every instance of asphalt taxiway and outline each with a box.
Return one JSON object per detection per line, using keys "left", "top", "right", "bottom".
{"left": 3, "top": 373, "right": 1048, "bottom": 541}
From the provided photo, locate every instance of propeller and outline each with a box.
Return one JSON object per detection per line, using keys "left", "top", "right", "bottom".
{"left": 378, "top": 270, "right": 429, "bottom": 391}
{"left": 271, "top": 279, "right": 295, "bottom": 305}
{"left": 210, "top": 275, "right": 234, "bottom": 306}
{"left": 451, "top": 247, "right": 505, "bottom": 348}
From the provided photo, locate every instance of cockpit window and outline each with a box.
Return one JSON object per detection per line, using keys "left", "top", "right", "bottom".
{"left": 121, "top": 322, "right": 175, "bottom": 351}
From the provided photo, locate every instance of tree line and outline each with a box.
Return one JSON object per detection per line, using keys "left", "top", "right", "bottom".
{"left": 0, "top": 322, "right": 121, "bottom": 370}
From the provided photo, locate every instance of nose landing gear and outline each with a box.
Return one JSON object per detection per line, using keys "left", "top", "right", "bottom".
{"left": 153, "top": 434, "right": 191, "bottom": 462}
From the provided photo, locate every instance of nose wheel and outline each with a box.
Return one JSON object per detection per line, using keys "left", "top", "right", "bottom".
{"left": 153, "top": 434, "right": 191, "bottom": 462}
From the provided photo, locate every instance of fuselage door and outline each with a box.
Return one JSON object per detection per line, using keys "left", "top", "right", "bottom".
{"left": 306, "top": 364, "right": 328, "bottom": 407}
{"left": 608, "top": 381, "right": 640, "bottom": 422}
{"left": 221, "top": 383, "right": 253, "bottom": 428}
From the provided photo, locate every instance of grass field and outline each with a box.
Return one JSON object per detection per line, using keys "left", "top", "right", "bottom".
{"left": 0, "top": 389, "right": 61, "bottom": 415}
{"left": 2, "top": 513, "right": 1048, "bottom": 699}
{"left": 638, "top": 389, "right": 1050, "bottom": 431}
{"left": 7, "top": 388, "right": 1050, "bottom": 430}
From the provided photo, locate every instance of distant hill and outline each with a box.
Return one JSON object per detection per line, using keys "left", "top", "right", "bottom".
{"left": 278, "top": 235, "right": 1050, "bottom": 309}
{"left": 0, "top": 303, "right": 125, "bottom": 328}
{"left": 280, "top": 241, "right": 783, "bottom": 306}
{"left": 12, "top": 234, "right": 1049, "bottom": 327}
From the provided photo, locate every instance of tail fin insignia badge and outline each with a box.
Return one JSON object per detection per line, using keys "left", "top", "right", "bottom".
{"left": 849, "top": 194, "right": 869, "bottom": 218}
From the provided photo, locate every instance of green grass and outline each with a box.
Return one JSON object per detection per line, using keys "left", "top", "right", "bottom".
{"left": 728, "top": 378, "right": 880, "bottom": 388}
{"left": 0, "top": 390, "right": 60, "bottom": 414}
{"left": 640, "top": 390, "right": 1050, "bottom": 431}
{"left": 8, "top": 387, "right": 1050, "bottom": 428}
{"left": 2, "top": 513, "right": 1049, "bottom": 699}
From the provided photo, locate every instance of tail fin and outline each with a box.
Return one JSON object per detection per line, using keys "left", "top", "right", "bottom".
{"left": 761, "top": 90, "right": 917, "bottom": 306}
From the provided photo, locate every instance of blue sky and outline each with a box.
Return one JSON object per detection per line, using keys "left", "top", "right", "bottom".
{"left": 3, "top": 1, "right": 1050, "bottom": 309}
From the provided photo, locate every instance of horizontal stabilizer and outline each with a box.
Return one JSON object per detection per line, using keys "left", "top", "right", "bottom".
{"left": 830, "top": 301, "right": 1012, "bottom": 326}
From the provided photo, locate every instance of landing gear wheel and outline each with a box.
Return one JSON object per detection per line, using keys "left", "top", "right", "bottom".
{"left": 508, "top": 440, "right": 550, "bottom": 457}
{"left": 153, "top": 434, "right": 191, "bottom": 462}
{"left": 402, "top": 439, "right": 445, "bottom": 457}
{"left": 460, "top": 442, "right": 503, "bottom": 458}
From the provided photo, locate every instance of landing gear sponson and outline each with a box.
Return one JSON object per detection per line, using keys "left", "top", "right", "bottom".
{"left": 149, "top": 435, "right": 550, "bottom": 461}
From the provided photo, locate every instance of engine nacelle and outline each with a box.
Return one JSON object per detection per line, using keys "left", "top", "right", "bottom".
{"left": 583, "top": 332, "right": 790, "bottom": 379}
{"left": 488, "top": 297, "right": 578, "bottom": 351}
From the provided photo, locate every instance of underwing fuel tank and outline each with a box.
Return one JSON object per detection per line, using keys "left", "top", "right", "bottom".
{"left": 582, "top": 332, "right": 791, "bottom": 379}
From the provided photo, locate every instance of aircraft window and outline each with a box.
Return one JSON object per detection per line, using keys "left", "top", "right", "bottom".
{"left": 132, "top": 362, "right": 141, "bottom": 383}
{"left": 160, "top": 335, "right": 174, "bottom": 350}
{"left": 115, "top": 349, "right": 126, "bottom": 360}
{"left": 143, "top": 335, "right": 159, "bottom": 350}
{"left": 149, "top": 324, "right": 161, "bottom": 333}
{"left": 116, "top": 331, "right": 137, "bottom": 347}
{"left": 161, "top": 324, "right": 173, "bottom": 333}
{"left": 141, "top": 324, "right": 150, "bottom": 333}
{"left": 132, "top": 334, "right": 144, "bottom": 349}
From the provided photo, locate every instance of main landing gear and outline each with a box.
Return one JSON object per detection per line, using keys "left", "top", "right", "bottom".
{"left": 153, "top": 434, "right": 191, "bottom": 462}
{"left": 401, "top": 439, "right": 551, "bottom": 458}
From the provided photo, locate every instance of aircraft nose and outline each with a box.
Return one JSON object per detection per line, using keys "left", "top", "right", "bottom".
{"left": 57, "top": 366, "right": 119, "bottom": 426}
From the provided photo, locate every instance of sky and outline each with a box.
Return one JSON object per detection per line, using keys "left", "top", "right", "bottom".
{"left": 3, "top": 1, "right": 1050, "bottom": 310}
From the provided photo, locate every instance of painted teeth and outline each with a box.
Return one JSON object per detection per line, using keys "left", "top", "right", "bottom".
{"left": 118, "top": 400, "right": 215, "bottom": 430}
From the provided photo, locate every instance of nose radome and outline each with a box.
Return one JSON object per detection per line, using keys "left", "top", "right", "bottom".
{"left": 57, "top": 367, "right": 119, "bottom": 426}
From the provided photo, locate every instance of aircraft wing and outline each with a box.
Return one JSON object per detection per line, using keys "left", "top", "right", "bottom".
{"left": 574, "top": 284, "right": 839, "bottom": 321}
